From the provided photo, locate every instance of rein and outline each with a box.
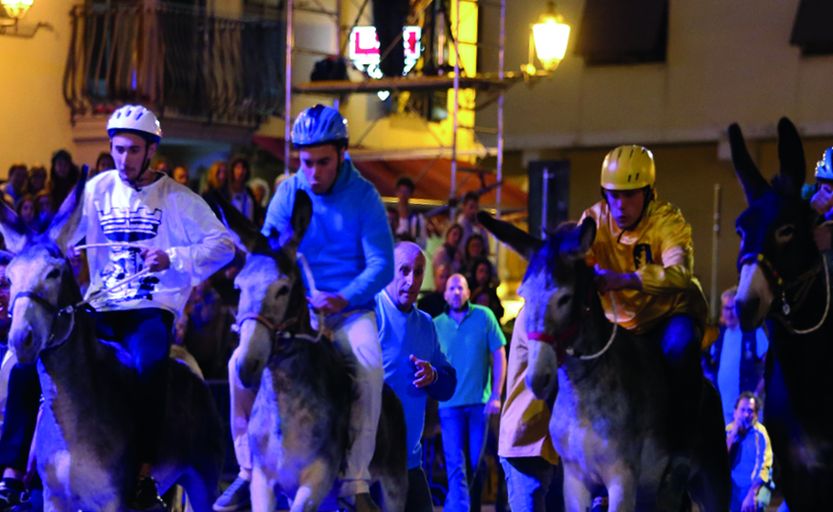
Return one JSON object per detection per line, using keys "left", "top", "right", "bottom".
{"left": 744, "top": 252, "right": 832, "bottom": 334}
{"left": 530, "top": 290, "right": 620, "bottom": 363}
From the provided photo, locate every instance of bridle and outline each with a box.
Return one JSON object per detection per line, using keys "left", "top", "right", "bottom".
{"left": 7, "top": 290, "right": 86, "bottom": 349}
{"left": 740, "top": 251, "right": 831, "bottom": 334}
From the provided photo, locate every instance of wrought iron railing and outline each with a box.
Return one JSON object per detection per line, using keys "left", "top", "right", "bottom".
{"left": 63, "top": 2, "right": 284, "bottom": 127}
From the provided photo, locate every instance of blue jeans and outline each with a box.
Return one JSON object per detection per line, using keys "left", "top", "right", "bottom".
{"left": 0, "top": 363, "right": 40, "bottom": 470}
{"left": 500, "top": 457, "right": 555, "bottom": 512}
{"left": 95, "top": 308, "right": 173, "bottom": 462}
{"left": 439, "top": 404, "right": 488, "bottom": 512}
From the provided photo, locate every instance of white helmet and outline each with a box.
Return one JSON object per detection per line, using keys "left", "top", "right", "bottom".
{"left": 816, "top": 147, "right": 833, "bottom": 181}
{"left": 106, "top": 105, "right": 162, "bottom": 143}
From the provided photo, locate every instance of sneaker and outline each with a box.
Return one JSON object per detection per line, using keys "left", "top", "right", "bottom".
{"left": 0, "top": 479, "right": 28, "bottom": 511}
{"left": 337, "top": 493, "right": 381, "bottom": 512}
{"left": 212, "top": 477, "right": 250, "bottom": 512}
{"left": 656, "top": 456, "right": 691, "bottom": 512}
{"left": 126, "top": 475, "right": 166, "bottom": 511}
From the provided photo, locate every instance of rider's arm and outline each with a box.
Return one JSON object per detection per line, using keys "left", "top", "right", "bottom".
{"left": 338, "top": 188, "right": 394, "bottom": 308}
{"left": 635, "top": 208, "right": 696, "bottom": 295}
{"left": 165, "top": 189, "right": 236, "bottom": 283}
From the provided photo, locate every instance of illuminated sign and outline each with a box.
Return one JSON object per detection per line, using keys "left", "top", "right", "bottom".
{"left": 349, "top": 25, "right": 422, "bottom": 79}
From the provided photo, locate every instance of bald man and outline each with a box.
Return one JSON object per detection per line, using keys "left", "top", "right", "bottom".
{"left": 375, "top": 242, "right": 456, "bottom": 511}
{"left": 433, "top": 273, "right": 507, "bottom": 512}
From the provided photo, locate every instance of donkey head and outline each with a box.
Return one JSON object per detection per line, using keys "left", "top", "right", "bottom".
{"left": 729, "top": 118, "right": 818, "bottom": 329}
{"left": 3, "top": 170, "right": 87, "bottom": 363}
{"left": 220, "top": 189, "right": 312, "bottom": 388}
{"left": 478, "top": 212, "right": 595, "bottom": 399}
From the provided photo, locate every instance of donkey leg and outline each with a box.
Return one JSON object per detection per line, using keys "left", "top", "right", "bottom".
{"left": 562, "top": 465, "right": 592, "bottom": 512}
{"left": 178, "top": 469, "right": 217, "bottom": 512}
{"left": 290, "top": 458, "right": 337, "bottom": 512}
{"left": 606, "top": 474, "right": 637, "bottom": 512}
{"left": 250, "top": 465, "right": 277, "bottom": 512}
{"left": 376, "top": 469, "right": 408, "bottom": 512}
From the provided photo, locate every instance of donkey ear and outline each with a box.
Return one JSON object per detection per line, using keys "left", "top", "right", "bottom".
{"left": 578, "top": 217, "right": 596, "bottom": 254}
{"left": 0, "top": 202, "right": 28, "bottom": 254}
{"left": 477, "top": 210, "right": 542, "bottom": 260}
{"left": 286, "top": 190, "right": 312, "bottom": 255}
{"left": 211, "top": 188, "right": 270, "bottom": 255}
{"left": 728, "top": 123, "right": 770, "bottom": 204}
{"left": 777, "top": 117, "right": 807, "bottom": 195}
{"left": 48, "top": 165, "right": 88, "bottom": 253}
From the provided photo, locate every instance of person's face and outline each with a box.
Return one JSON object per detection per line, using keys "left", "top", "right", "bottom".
{"left": 29, "top": 168, "right": 46, "bottom": 190}
{"left": 54, "top": 158, "right": 70, "bottom": 178}
{"left": 216, "top": 164, "right": 228, "bottom": 185}
{"left": 36, "top": 195, "right": 52, "bottom": 215}
{"left": 9, "top": 167, "right": 27, "bottom": 190}
{"left": 19, "top": 200, "right": 35, "bottom": 223}
{"left": 435, "top": 265, "right": 450, "bottom": 293}
{"left": 475, "top": 262, "right": 490, "bottom": 286}
{"left": 0, "top": 265, "right": 9, "bottom": 330}
{"left": 232, "top": 162, "right": 247, "bottom": 184}
{"left": 386, "top": 248, "right": 426, "bottom": 310}
{"left": 734, "top": 397, "right": 757, "bottom": 431}
{"left": 462, "top": 198, "right": 478, "bottom": 219}
{"left": 252, "top": 185, "right": 266, "bottom": 204}
{"left": 396, "top": 184, "right": 412, "bottom": 203}
{"left": 156, "top": 162, "right": 171, "bottom": 175}
{"left": 111, "top": 133, "right": 156, "bottom": 185}
{"left": 467, "top": 237, "right": 484, "bottom": 258}
{"left": 721, "top": 294, "right": 739, "bottom": 328}
{"left": 444, "top": 274, "right": 470, "bottom": 310}
{"left": 173, "top": 166, "right": 188, "bottom": 186}
{"left": 446, "top": 226, "right": 462, "bottom": 246}
{"left": 96, "top": 155, "right": 115, "bottom": 172}
{"left": 604, "top": 189, "right": 646, "bottom": 229}
{"left": 299, "top": 145, "right": 342, "bottom": 195}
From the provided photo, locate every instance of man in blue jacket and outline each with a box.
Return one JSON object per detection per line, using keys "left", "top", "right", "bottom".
{"left": 375, "top": 241, "right": 456, "bottom": 511}
{"left": 215, "top": 104, "right": 394, "bottom": 512}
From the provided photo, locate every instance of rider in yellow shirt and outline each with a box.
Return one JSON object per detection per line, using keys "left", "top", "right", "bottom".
{"left": 580, "top": 145, "right": 708, "bottom": 508}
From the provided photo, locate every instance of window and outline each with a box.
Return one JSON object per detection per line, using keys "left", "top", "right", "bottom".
{"left": 574, "top": 0, "right": 668, "bottom": 65}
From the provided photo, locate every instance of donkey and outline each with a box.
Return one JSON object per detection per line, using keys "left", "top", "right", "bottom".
{"left": 479, "top": 213, "right": 729, "bottom": 511}
{"left": 217, "top": 190, "right": 407, "bottom": 511}
{"left": 727, "top": 117, "right": 833, "bottom": 509}
{"left": 1, "top": 176, "right": 223, "bottom": 512}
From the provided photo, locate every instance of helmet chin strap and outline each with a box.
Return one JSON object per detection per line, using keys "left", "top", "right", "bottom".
{"left": 127, "top": 149, "right": 154, "bottom": 189}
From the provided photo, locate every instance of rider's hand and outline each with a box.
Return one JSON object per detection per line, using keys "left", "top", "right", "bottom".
{"left": 594, "top": 265, "right": 642, "bottom": 292}
{"left": 410, "top": 354, "right": 436, "bottom": 388}
{"left": 484, "top": 396, "right": 501, "bottom": 415}
{"left": 740, "top": 488, "right": 758, "bottom": 512}
{"left": 309, "top": 291, "right": 348, "bottom": 315}
{"left": 810, "top": 184, "right": 833, "bottom": 215}
{"left": 141, "top": 247, "right": 171, "bottom": 272}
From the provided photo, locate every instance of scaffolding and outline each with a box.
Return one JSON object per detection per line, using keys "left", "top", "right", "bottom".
{"left": 282, "top": 0, "right": 520, "bottom": 217}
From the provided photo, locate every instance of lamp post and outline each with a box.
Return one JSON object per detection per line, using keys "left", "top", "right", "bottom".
{"left": 0, "top": 0, "right": 33, "bottom": 20}
{"left": 523, "top": 1, "right": 571, "bottom": 77}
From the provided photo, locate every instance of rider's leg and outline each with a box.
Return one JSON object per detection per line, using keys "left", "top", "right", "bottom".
{"left": 659, "top": 314, "right": 704, "bottom": 454}
{"left": 212, "top": 348, "right": 254, "bottom": 512}
{"left": 500, "top": 456, "right": 555, "bottom": 512}
{"left": 330, "top": 311, "right": 383, "bottom": 502}
{"left": 0, "top": 362, "right": 40, "bottom": 509}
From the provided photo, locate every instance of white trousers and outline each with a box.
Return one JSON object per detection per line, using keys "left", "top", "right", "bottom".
{"left": 228, "top": 310, "right": 383, "bottom": 496}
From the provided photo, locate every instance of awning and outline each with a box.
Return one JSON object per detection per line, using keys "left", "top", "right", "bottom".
{"left": 252, "top": 135, "right": 528, "bottom": 211}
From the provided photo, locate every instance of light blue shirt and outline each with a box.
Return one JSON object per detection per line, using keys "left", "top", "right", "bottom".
{"left": 434, "top": 303, "right": 506, "bottom": 409}
{"left": 375, "top": 290, "right": 456, "bottom": 469}
{"left": 717, "top": 326, "right": 768, "bottom": 423}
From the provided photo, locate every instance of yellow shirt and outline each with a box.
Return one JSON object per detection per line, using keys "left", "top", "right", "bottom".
{"left": 580, "top": 198, "right": 708, "bottom": 334}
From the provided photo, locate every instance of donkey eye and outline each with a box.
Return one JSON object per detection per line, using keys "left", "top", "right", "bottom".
{"left": 775, "top": 224, "right": 795, "bottom": 243}
{"left": 46, "top": 269, "right": 61, "bottom": 280}
{"left": 274, "top": 285, "right": 289, "bottom": 298}
{"left": 557, "top": 294, "right": 572, "bottom": 308}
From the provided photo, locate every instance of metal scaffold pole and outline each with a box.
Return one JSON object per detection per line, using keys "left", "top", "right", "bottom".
{"left": 284, "top": 0, "right": 294, "bottom": 175}
{"left": 450, "top": 0, "right": 461, "bottom": 208}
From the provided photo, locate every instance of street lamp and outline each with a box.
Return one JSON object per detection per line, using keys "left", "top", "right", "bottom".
{"left": 0, "top": 0, "right": 33, "bottom": 20}
{"left": 523, "top": 1, "right": 571, "bottom": 76}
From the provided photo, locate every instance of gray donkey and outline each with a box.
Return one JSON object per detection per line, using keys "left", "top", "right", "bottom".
{"left": 1, "top": 176, "right": 223, "bottom": 511}
{"left": 217, "top": 190, "right": 407, "bottom": 511}
{"left": 479, "top": 213, "right": 729, "bottom": 511}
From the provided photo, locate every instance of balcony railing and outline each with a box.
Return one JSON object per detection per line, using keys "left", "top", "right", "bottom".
{"left": 63, "top": 2, "right": 284, "bottom": 127}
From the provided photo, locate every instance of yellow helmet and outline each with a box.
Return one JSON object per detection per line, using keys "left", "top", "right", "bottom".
{"left": 600, "top": 145, "right": 656, "bottom": 191}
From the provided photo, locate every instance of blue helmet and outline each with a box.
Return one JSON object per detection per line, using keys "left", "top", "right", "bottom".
{"left": 291, "top": 104, "right": 349, "bottom": 148}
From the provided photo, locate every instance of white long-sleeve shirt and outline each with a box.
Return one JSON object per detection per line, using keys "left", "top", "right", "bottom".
{"left": 72, "top": 170, "right": 235, "bottom": 316}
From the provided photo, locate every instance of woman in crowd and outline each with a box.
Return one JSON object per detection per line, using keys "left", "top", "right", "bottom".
{"left": 49, "top": 149, "right": 79, "bottom": 210}
{"left": 432, "top": 223, "right": 464, "bottom": 275}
